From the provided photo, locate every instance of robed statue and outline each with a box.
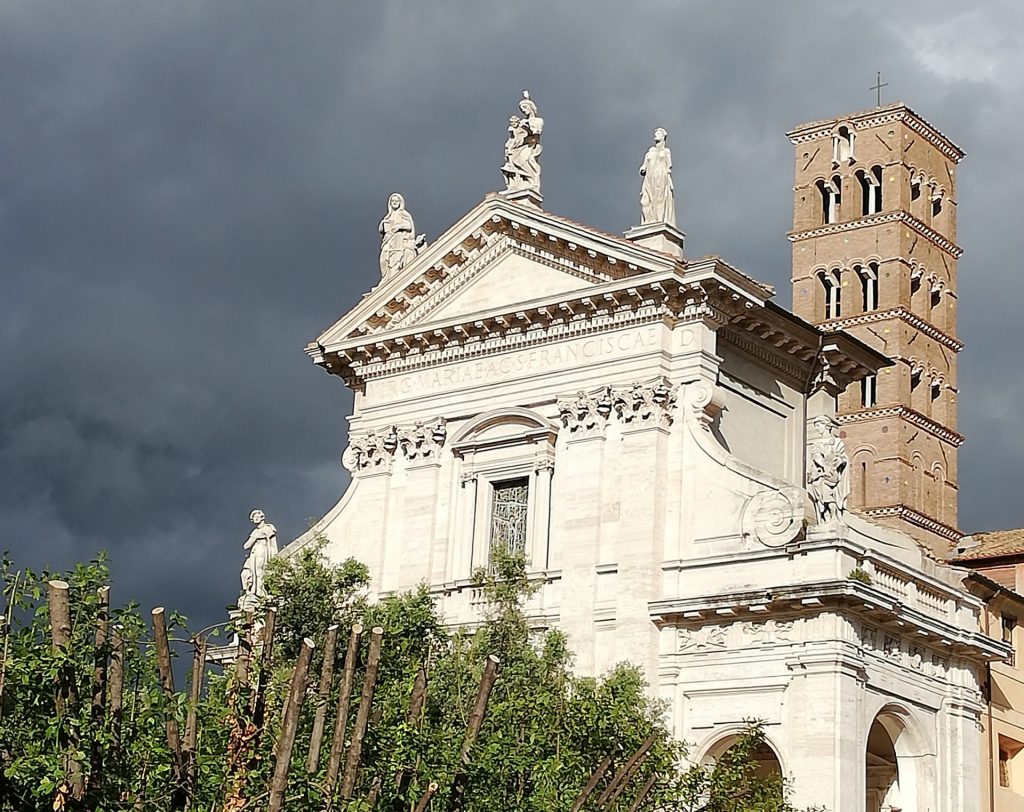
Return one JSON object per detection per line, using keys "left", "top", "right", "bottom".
{"left": 806, "top": 416, "right": 850, "bottom": 525}
{"left": 502, "top": 91, "right": 544, "bottom": 193}
{"left": 240, "top": 509, "right": 278, "bottom": 609}
{"left": 639, "top": 127, "right": 675, "bottom": 226}
{"left": 379, "top": 193, "right": 422, "bottom": 280}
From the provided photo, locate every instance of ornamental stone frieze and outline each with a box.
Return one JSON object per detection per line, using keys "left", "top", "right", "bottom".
{"left": 557, "top": 378, "right": 677, "bottom": 437}
{"left": 677, "top": 618, "right": 801, "bottom": 653}
{"left": 342, "top": 417, "right": 447, "bottom": 472}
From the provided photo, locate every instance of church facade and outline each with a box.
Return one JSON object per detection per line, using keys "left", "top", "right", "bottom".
{"left": 285, "top": 98, "right": 1009, "bottom": 811}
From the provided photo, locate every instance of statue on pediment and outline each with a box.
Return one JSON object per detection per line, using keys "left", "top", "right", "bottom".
{"left": 379, "top": 193, "right": 424, "bottom": 280}
{"left": 240, "top": 509, "right": 278, "bottom": 609}
{"left": 807, "top": 415, "right": 850, "bottom": 525}
{"left": 639, "top": 127, "right": 675, "bottom": 226}
{"left": 502, "top": 91, "right": 544, "bottom": 194}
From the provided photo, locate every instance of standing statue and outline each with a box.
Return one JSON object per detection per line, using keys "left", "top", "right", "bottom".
{"left": 240, "top": 509, "right": 278, "bottom": 609}
{"left": 379, "top": 193, "right": 422, "bottom": 280}
{"left": 639, "top": 127, "right": 675, "bottom": 226}
{"left": 502, "top": 91, "right": 544, "bottom": 194}
{"left": 806, "top": 416, "right": 850, "bottom": 525}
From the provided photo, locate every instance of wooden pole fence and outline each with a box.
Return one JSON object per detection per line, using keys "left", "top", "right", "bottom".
{"left": 323, "top": 622, "right": 362, "bottom": 800}
{"left": 338, "top": 626, "right": 385, "bottom": 801}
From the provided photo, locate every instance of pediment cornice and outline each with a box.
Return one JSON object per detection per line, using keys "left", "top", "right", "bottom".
{"left": 315, "top": 194, "right": 682, "bottom": 348}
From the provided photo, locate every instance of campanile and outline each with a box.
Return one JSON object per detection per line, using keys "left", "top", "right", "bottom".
{"left": 788, "top": 103, "right": 964, "bottom": 556}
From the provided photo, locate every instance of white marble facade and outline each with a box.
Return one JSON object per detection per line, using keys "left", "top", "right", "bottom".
{"left": 288, "top": 192, "right": 1004, "bottom": 811}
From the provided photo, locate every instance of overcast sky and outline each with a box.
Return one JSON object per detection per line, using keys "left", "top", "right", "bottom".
{"left": 3, "top": 1, "right": 1023, "bottom": 632}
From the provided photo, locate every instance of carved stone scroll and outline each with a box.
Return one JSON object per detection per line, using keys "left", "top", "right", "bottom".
{"left": 741, "top": 487, "right": 806, "bottom": 548}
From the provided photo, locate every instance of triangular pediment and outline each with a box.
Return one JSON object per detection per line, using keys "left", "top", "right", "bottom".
{"left": 314, "top": 194, "right": 679, "bottom": 351}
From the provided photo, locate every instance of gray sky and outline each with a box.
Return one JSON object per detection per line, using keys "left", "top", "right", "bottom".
{"left": 2, "top": 1, "right": 1022, "bottom": 631}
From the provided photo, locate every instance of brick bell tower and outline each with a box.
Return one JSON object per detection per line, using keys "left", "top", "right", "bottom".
{"left": 787, "top": 103, "right": 965, "bottom": 557}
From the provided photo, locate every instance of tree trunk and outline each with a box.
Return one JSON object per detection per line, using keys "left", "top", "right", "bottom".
{"left": 151, "top": 607, "right": 184, "bottom": 809}
{"left": 446, "top": 654, "right": 500, "bottom": 812}
{"left": 339, "top": 626, "right": 384, "bottom": 800}
{"left": 267, "top": 637, "right": 315, "bottom": 812}
{"left": 307, "top": 623, "right": 340, "bottom": 774}
{"left": 323, "top": 623, "right": 362, "bottom": 800}
{"left": 48, "top": 579, "right": 84, "bottom": 802}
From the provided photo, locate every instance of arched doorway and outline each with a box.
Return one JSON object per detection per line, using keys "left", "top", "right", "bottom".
{"left": 866, "top": 710, "right": 919, "bottom": 812}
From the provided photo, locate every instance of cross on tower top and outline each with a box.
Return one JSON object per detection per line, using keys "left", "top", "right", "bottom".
{"left": 870, "top": 71, "right": 889, "bottom": 107}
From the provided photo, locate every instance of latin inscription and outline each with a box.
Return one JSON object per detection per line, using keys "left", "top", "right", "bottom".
{"left": 368, "top": 325, "right": 660, "bottom": 400}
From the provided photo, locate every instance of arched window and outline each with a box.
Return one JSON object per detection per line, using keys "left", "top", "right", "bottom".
{"left": 449, "top": 409, "right": 557, "bottom": 577}
{"left": 818, "top": 176, "right": 842, "bottom": 224}
{"left": 820, "top": 270, "right": 841, "bottom": 319}
{"left": 701, "top": 733, "right": 784, "bottom": 802}
{"left": 859, "top": 166, "right": 883, "bottom": 215}
{"left": 860, "top": 263, "right": 879, "bottom": 312}
{"left": 861, "top": 375, "right": 877, "bottom": 408}
{"left": 833, "top": 125, "right": 855, "bottom": 166}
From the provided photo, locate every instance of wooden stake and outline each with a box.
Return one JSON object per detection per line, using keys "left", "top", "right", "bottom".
{"left": 249, "top": 607, "right": 276, "bottom": 736}
{"left": 323, "top": 623, "right": 362, "bottom": 799}
{"left": 48, "top": 579, "right": 84, "bottom": 801}
{"left": 595, "top": 732, "right": 658, "bottom": 810}
{"left": 182, "top": 637, "right": 206, "bottom": 810}
{"left": 625, "top": 771, "right": 658, "bottom": 812}
{"left": 570, "top": 747, "right": 617, "bottom": 812}
{"left": 86, "top": 586, "right": 111, "bottom": 800}
{"left": 446, "top": 654, "right": 500, "bottom": 812}
{"left": 109, "top": 627, "right": 125, "bottom": 755}
{"left": 339, "top": 626, "right": 385, "bottom": 800}
{"left": 393, "top": 661, "right": 430, "bottom": 803}
{"left": 412, "top": 781, "right": 439, "bottom": 812}
{"left": 151, "top": 607, "right": 184, "bottom": 806}
{"left": 267, "top": 637, "right": 315, "bottom": 812}
{"left": 233, "top": 611, "right": 253, "bottom": 705}
{"left": 307, "top": 623, "right": 340, "bottom": 774}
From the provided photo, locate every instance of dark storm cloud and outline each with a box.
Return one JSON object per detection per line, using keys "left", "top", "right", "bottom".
{"left": 2, "top": 1, "right": 1022, "bottom": 630}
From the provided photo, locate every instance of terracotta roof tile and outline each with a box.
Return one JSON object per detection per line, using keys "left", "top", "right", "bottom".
{"left": 951, "top": 528, "right": 1024, "bottom": 561}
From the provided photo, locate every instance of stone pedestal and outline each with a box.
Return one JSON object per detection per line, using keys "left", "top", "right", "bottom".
{"left": 624, "top": 222, "right": 685, "bottom": 260}
{"left": 501, "top": 188, "right": 543, "bottom": 209}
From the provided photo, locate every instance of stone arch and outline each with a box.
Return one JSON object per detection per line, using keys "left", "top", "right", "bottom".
{"left": 865, "top": 702, "right": 935, "bottom": 812}
{"left": 851, "top": 445, "right": 876, "bottom": 508}
{"left": 696, "top": 727, "right": 786, "bottom": 790}
{"left": 449, "top": 406, "right": 557, "bottom": 450}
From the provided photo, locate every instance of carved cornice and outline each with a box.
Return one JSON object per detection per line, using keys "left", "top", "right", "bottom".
{"left": 317, "top": 275, "right": 776, "bottom": 389}
{"left": 836, "top": 405, "right": 964, "bottom": 447}
{"left": 788, "top": 211, "right": 963, "bottom": 259}
{"left": 342, "top": 417, "right": 448, "bottom": 472}
{"left": 786, "top": 103, "right": 965, "bottom": 163}
{"left": 719, "top": 327, "right": 811, "bottom": 387}
{"left": 820, "top": 307, "right": 963, "bottom": 352}
{"left": 862, "top": 505, "right": 962, "bottom": 543}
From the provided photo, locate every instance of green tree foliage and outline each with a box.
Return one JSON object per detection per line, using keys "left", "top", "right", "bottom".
{"left": 262, "top": 537, "right": 369, "bottom": 659}
{"left": 0, "top": 548, "right": 807, "bottom": 811}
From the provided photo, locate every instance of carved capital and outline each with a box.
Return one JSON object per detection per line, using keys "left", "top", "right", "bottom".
{"left": 557, "top": 386, "right": 614, "bottom": 437}
{"left": 344, "top": 417, "right": 448, "bottom": 472}
{"left": 399, "top": 417, "right": 448, "bottom": 461}
{"left": 612, "top": 377, "right": 677, "bottom": 428}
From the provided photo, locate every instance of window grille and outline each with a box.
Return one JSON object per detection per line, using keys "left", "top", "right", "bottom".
{"left": 489, "top": 478, "right": 530, "bottom": 559}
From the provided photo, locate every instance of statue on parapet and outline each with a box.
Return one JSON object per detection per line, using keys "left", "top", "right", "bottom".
{"left": 639, "top": 127, "right": 675, "bottom": 227}
{"left": 502, "top": 91, "right": 544, "bottom": 194}
{"left": 379, "top": 193, "right": 425, "bottom": 280}
{"left": 240, "top": 509, "right": 278, "bottom": 611}
{"left": 806, "top": 416, "right": 850, "bottom": 525}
